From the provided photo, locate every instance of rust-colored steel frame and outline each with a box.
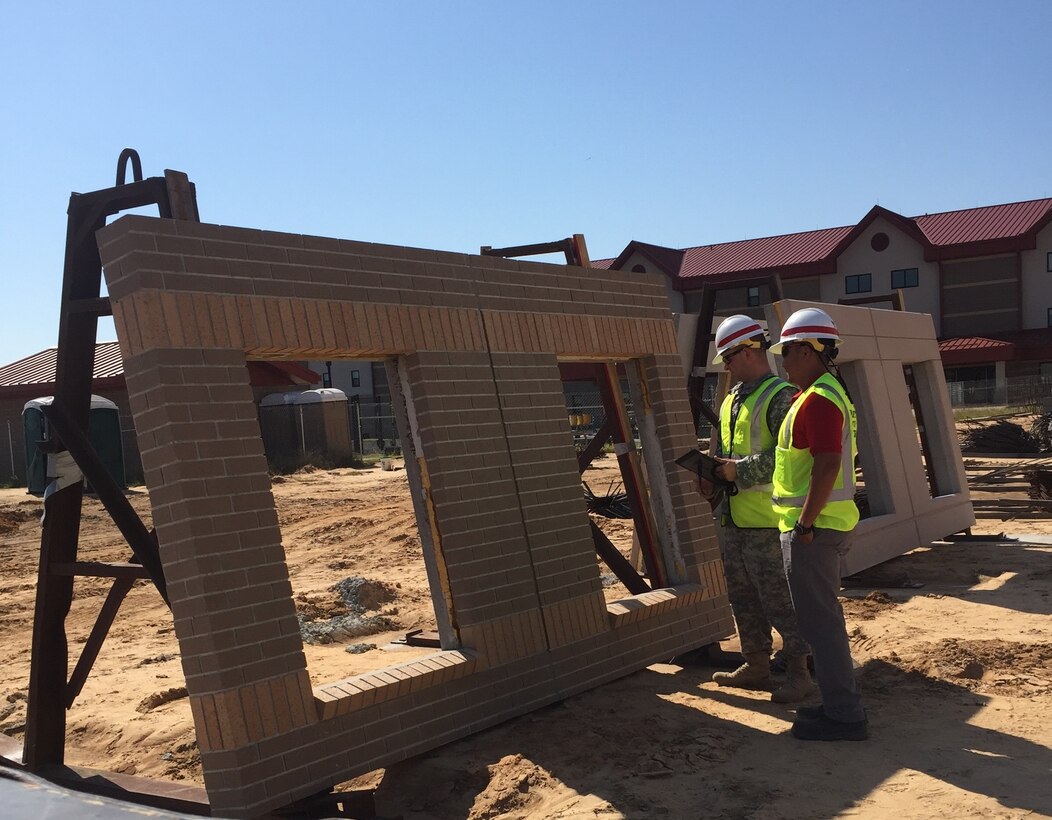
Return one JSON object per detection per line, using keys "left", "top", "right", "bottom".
{"left": 593, "top": 362, "right": 666, "bottom": 588}
{"left": 23, "top": 151, "right": 195, "bottom": 769}
{"left": 481, "top": 233, "right": 591, "bottom": 268}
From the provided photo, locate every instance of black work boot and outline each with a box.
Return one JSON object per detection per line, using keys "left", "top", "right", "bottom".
{"left": 791, "top": 712, "right": 868, "bottom": 741}
{"left": 795, "top": 703, "right": 825, "bottom": 720}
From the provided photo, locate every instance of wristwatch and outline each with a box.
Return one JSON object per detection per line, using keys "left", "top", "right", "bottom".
{"left": 793, "top": 521, "right": 814, "bottom": 536}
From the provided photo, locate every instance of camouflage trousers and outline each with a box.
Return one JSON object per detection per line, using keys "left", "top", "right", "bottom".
{"left": 716, "top": 515, "right": 810, "bottom": 658}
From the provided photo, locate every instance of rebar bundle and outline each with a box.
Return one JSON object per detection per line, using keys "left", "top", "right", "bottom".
{"left": 960, "top": 420, "right": 1041, "bottom": 454}
{"left": 583, "top": 480, "right": 632, "bottom": 519}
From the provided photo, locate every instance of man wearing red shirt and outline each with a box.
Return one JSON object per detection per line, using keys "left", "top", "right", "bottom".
{"left": 771, "top": 307, "right": 867, "bottom": 742}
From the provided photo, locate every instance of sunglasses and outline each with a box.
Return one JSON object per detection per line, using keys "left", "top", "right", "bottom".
{"left": 781, "top": 341, "right": 811, "bottom": 356}
{"left": 722, "top": 345, "right": 751, "bottom": 364}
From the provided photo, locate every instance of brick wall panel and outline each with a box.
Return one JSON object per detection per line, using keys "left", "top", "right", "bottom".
{"left": 95, "top": 216, "right": 729, "bottom": 816}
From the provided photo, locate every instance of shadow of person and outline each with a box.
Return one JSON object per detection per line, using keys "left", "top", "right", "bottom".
{"left": 374, "top": 656, "right": 1052, "bottom": 819}
{"left": 843, "top": 537, "right": 1052, "bottom": 617}
{"left": 856, "top": 658, "right": 1052, "bottom": 814}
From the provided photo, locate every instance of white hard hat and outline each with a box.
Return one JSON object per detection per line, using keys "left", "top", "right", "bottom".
{"left": 770, "top": 307, "right": 841, "bottom": 355}
{"left": 712, "top": 314, "right": 767, "bottom": 364}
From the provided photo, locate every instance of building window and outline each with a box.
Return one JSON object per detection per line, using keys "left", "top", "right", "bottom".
{"left": 891, "top": 267, "right": 919, "bottom": 289}
{"left": 747, "top": 286, "right": 760, "bottom": 307}
{"left": 871, "top": 232, "right": 889, "bottom": 252}
{"left": 631, "top": 264, "right": 647, "bottom": 273}
{"left": 351, "top": 369, "right": 361, "bottom": 387}
{"left": 845, "top": 273, "right": 872, "bottom": 294}
{"left": 1047, "top": 251, "right": 1052, "bottom": 272}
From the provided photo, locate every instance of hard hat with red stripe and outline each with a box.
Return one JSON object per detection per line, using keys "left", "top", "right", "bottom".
{"left": 769, "top": 307, "right": 841, "bottom": 355}
{"left": 712, "top": 314, "right": 767, "bottom": 364}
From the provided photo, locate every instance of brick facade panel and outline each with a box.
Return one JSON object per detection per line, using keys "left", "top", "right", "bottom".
{"left": 94, "top": 216, "right": 729, "bottom": 816}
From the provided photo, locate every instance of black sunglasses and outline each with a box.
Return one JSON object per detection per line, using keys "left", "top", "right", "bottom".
{"left": 723, "top": 345, "right": 751, "bottom": 363}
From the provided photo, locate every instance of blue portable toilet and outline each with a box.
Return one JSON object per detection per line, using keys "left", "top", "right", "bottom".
{"left": 23, "top": 395, "right": 126, "bottom": 495}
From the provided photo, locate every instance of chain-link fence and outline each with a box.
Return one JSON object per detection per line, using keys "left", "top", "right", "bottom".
{"left": 349, "top": 392, "right": 643, "bottom": 458}
{"left": 350, "top": 401, "right": 400, "bottom": 456}
{"left": 947, "top": 374, "right": 1052, "bottom": 409}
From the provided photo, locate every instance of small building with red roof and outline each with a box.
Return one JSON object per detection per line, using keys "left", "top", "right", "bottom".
{"left": 0, "top": 342, "right": 320, "bottom": 485}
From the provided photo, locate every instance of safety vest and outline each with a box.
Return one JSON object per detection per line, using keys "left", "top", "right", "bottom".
{"left": 719, "top": 374, "right": 793, "bottom": 528}
{"left": 772, "top": 373, "right": 859, "bottom": 533}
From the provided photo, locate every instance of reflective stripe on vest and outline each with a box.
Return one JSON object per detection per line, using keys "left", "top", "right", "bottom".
{"left": 719, "top": 374, "right": 793, "bottom": 528}
{"left": 772, "top": 373, "right": 859, "bottom": 532}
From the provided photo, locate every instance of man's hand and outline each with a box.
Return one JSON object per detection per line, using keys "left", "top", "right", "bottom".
{"left": 696, "top": 476, "right": 715, "bottom": 498}
{"left": 796, "top": 529, "right": 815, "bottom": 545}
{"left": 714, "top": 456, "right": 738, "bottom": 483}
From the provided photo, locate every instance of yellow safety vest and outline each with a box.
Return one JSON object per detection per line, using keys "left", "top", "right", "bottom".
{"left": 772, "top": 373, "right": 859, "bottom": 533}
{"left": 719, "top": 374, "right": 793, "bottom": 528}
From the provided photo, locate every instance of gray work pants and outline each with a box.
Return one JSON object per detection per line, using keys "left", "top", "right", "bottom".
{"left": 780, "top": 527, "right": 865, "bottom": 723}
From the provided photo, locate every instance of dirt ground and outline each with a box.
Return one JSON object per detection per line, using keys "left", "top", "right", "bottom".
{"left": 1, "top": 443, "right": 1051, "bottom": 819}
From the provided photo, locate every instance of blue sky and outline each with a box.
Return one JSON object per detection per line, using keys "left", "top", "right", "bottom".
{"left": 2, "top": 1, "right": 1051, "bottom": 364}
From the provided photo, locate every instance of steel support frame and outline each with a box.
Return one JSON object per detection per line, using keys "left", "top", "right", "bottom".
{"left": 480, "top": 233, "right": 590, "bottom": 268}
{"left": 593, "top": 362, "right": 666, "bottom": 588}
{"left": 23, "top": 155, "right": 196, "bottom": 769}
{"left": 569, "top": 371, "right": 652, "bottom": 594}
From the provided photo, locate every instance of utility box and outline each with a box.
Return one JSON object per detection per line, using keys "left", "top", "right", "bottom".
{"left": 23, "top": 395, "right": 125, "bottom": 495}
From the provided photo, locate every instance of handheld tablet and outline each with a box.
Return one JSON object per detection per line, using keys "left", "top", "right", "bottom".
{"left": 674, "top": 448, "right": 721, "bottom": 483}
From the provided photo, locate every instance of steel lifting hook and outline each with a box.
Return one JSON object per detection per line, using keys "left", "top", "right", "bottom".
{"left": 115, "top": 148, "right": 143, "bottom": 186}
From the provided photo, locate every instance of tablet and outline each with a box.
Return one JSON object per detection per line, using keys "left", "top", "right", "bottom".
{"left": 674, "top": 448, "right": 720, "bottom": 482}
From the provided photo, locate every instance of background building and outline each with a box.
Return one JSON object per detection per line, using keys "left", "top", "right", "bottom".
{"left": 0, "top": 342, "right": 319, "bottom": 485}
{"left": 601, "top": 197, "right": 1052, "bottom": 401}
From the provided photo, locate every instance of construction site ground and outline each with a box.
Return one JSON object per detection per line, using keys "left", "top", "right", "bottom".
{"left": 1, "top": 418, "right": 1051, "bottom": 818}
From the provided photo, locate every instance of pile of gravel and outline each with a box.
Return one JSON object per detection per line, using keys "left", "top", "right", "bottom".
{"left": 298, "top": 576, "right": 398, "bottom": 645}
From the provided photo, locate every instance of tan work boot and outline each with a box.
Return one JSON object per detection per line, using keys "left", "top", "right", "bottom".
{"left": 712, "top": 652, "right": 771, "bottom": 689}
{"left": 771, "top": 655, "right": 816, "bottom": 703}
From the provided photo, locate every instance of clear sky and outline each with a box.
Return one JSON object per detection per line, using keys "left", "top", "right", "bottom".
{"left": 2, "top": 1, "right": 1051, "bottom": 364}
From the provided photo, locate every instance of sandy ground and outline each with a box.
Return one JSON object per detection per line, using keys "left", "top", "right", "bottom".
{"left": 0, "top": 448, "right": 1050, "bottom": 819}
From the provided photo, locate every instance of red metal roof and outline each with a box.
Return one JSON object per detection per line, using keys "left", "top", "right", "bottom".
{"left": 915, "top": 198, "right": 1052, "bottom": 246}
{"left": 606, "top": 197, "right": 1052, "bottom": 285}
{"left": 938, "top": 337, "right": 1015, "bottom": 366}
{"left": 938, "top": 337, "right": 1014, "bottom": 353}
{"left": 246, "top": 360, "right": 320, "bottom": 387}
{"left": 0, "top": 341, "right": 125, "bottom": 387}
{"left": 677, "top": 226, "right": 853, "bottom": 280}
{"left": 0, "top": 342, "right": 319, "bottom": 394}
{"left": 938, "top": 329, "right": 1052, "bottom": 365}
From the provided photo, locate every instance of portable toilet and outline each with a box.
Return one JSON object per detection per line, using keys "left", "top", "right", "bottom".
{"left": 259, "top": 391, "right": 301, "bottom": 462}
{"left": 293, "top": 388, "right": 353, "bottom": 459}
{"left": 23, "top": 395, "right": 125, "bottom": 495}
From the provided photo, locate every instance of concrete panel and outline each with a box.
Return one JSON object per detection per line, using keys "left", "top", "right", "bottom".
{"left": 763, "top": 299, "right": 974, "bottom": 577}
{"left": 869, "top": 307, "right": 937, "bottom": 341}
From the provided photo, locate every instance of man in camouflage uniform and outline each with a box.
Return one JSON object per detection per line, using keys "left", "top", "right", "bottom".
{"left": 700, "top": 315, "right": 815, "bottom": 703}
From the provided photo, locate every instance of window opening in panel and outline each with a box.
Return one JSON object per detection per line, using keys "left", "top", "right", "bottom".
{"left": 560, "top": 360, "right": 666, "bottom": 600}
{"left": 264, "top": 356, "right": 447, "bottom": 688}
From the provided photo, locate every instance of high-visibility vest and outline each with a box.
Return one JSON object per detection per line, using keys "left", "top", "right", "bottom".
{"left": 772, "top": 373, "right": 859, "bottom": 533}
{"left": 719, "top": 374, "right": 793, "bottom": 528}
